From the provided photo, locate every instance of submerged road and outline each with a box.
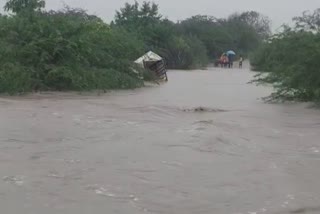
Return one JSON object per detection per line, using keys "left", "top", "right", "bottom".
{"left": 1, "top": 66, "right": 320, "bottom": 214}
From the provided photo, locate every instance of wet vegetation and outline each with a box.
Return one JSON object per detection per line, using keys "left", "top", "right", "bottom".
{"left": 0, "top": 0, "right": 145, "bottom": 94}
{"left": 251, "top": 9, "right": 320, "bottom": 102}
{"left": 0, "top": 0, "right": 268, "bottom": 94}
{"left": 113, "top": 2, "right": 270, "bottom": 69}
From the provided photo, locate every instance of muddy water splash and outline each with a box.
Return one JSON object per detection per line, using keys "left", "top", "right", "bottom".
{"left": 1, "top": 66, "right": 320, "bottom": 214}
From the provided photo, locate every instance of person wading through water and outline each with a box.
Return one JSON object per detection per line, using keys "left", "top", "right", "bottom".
{"left": 228, "top": 54, "right": 234, "bottom": 68}
{"left": 239, "top": 55, "right": 243, "bottom": 68}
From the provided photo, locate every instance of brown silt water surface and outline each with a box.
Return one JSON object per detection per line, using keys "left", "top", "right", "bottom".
{"left": 1, "top": 66, "right": 320, "bottom": 214}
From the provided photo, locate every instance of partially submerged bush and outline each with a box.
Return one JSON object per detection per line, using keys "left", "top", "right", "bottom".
{"left": 0, "top": 4, "right": 144, "bottom": 94}
{"left": 250, "top": 9, "right": 320, "bottom": 102}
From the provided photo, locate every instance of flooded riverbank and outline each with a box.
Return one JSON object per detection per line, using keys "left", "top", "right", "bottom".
{"left": 1, "top": 67, "right": 320, "bottom": 214}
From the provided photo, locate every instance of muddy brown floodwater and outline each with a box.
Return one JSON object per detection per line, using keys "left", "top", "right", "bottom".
{"left": 1, "top": 66, "right": 320, "bottom": 214}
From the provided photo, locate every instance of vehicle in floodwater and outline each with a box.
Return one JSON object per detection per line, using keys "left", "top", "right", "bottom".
{"left": 134, "top": 51, "right": 168, "bottom": 81}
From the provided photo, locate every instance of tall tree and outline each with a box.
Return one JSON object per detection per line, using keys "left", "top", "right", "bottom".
{"left": 114, "top": 1, "right": 161, "bottom": 28}
{"left": 4, "top": 0, "right": 45, "bottom": 14}
{"left": 293, "top": 9, "right": 320, "bottom": 32}
{"left": 229, "top": 11, "right": 271, "bottom": 40}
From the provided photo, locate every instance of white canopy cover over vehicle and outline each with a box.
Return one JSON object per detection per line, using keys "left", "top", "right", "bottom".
{"left": 134, "top": 51, "right": 168, "bottom": 81}
{"left": 134, "top": 51, "right": 163, "bottom": 67}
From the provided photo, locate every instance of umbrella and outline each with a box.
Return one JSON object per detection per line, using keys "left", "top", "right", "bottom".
{"left": 226, "top": 50, "right": 236, "bottom": 56}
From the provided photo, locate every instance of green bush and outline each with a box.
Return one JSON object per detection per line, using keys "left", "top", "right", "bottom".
{"left": 0, "top": 64, "right": 33, "bottom": 94}
{"left": 0, "top": 4, "right": 144, "bottom": 94}
{"left": 251, "top": 10, "right": 320, "bottom": 102}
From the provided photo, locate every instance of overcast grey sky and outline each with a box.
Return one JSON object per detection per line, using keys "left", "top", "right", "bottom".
{"left": 1, "top": 0, "right": 319, "bottom": 30}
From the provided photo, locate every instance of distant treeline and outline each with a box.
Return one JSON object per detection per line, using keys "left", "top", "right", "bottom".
{"left": 250, "top": 9, "right": 320, "bottom": 103}
{"left": 0, "top": 0, "right": 270, "bottom": 94}
{"left": 112, "top": 2, "right": 270, "bottom": 69}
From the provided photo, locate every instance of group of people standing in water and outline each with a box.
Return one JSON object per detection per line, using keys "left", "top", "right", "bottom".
{"left": 216, "top": 51, "right": 243, "bottom": 69}
{"left": 220, "top": 54, "right": 234, "bottom": 68}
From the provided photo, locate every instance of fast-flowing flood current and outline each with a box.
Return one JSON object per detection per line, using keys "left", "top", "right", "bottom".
{"left": 1, "top": 65, "right": 320, "bottom": 214}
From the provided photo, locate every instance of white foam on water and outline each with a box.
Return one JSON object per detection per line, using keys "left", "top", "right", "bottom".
{"left": 93, "top": 186, "right": 139, "bottom": 201}
{"left": 161, "top": 161, "right": 183, "bottom": 167}
{"left": 52, "top": 112, "right": 63, "bottom": 118}
{"left": 272, "top": 129, "right": 281, "bottom": 134}
{"left": 127, "top": 121, "right": 138, "bottom": 125}
{"left": 3, "top": 176, "right": 25, "bottom": 186}
{"left": 269, "top": 162, "right": 278, "bottom": 169}
{"left": 260, "top": 208, "right": 267, "bottom": 212}
{"left": 64, "top": 159, "right": 81, "bottom": 164}
{"left": 281, "top": 201, "right": 290, "bottom": 208}
{"left": 47, "top": 173, "right": 64, "bottom": 179}
{"left": 129, "top": 194, "right": 139, "bottom": 201}
{"left": 94, "top": 187, "right": 115, "bottom": 197}
{"left": 287, "top": 194, "right": 295, "bottom": 200}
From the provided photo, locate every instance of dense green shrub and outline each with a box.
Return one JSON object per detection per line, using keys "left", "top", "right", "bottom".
{"left": 0, "top": 3, "right": 144, "bottom": 94}
{"left": 251, "top": 9, "right": 320, "bottom": 102}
